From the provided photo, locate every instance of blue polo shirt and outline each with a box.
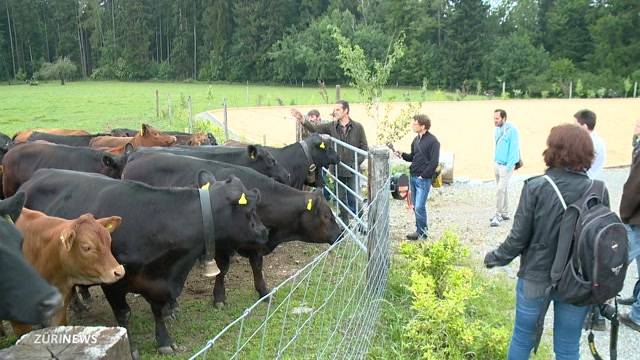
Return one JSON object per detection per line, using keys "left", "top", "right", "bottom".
{"left": 494, "top": 122, "right": 520, "bottom": 169}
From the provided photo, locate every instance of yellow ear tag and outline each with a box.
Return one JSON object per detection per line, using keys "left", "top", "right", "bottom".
{"left": 201, "top": 182, "right": 210, "bottom": 190}
{"left": 238, "top": 193, "right": 248, "bottom": 205}
{"left": 306, "top": 199, "right": 313, "bottom": 211}
{"left": 250, "top": 154, "right": 256, "bottom": 160}
{"left": 319, "top": 142, "right": 326, "bottom": 149}
{"left": 106, "top": 224, "right": 113, "bottom": 230}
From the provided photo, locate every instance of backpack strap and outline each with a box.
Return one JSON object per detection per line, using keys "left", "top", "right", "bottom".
{"left": 543, "top": 175, "right": 567, "bottom": 209}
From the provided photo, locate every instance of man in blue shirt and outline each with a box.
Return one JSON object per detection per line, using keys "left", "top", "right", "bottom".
{"left": 491, "top": 109, "right": 520, "bottom": 227}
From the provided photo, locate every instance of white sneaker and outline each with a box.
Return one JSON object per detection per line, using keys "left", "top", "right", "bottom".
{"left": 490, "top": 215, "right": 502, "bottom": 227}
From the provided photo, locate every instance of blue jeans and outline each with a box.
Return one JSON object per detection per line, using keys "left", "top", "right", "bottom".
{"left": 337, "top": 176, "right": 357, "bottom": 218}
{"left": 508, "top": 278, "right": 589, "bottom": 360}
{"left": 625, "top": 225, "right": 640, "bottom": 323}
{"left": 410, "top": 176, "right": 431, "bottom": 236}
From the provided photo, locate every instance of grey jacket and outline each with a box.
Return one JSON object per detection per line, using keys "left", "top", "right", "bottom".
{"left": 301, "top": 118, "right": 368, "bottom": 178}
{"left": 488, "top": 168, "right": 609, "bottom": 284}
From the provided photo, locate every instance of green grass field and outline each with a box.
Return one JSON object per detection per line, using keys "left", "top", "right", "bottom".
{"left": 0, "top": 80, "right": 485, "bottom": 136}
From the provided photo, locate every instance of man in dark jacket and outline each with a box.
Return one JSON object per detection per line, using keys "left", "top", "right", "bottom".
{"left": 394, "top": 114, "right": 440, "bottom": 240}
{"left": 294, "top": 100, "right": 368, "bottom": 221}
{"left": 618, "top": 119, "right": 640, "bottom": 332}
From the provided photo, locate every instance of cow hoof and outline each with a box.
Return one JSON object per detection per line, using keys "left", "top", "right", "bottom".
{"left": 214, "top": 301, "right": 225, "bottom": 309}
{"left": 158, "top": 346, "right": 175, "bottom": 355}
{"left": 171, "top": 343, "right": 185, "bottom": 352}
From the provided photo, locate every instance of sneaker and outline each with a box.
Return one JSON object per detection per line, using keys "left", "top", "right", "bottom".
{"left": 619, "top": 312, "right": 640, "bottom": 332}
{"left": 618, "top": 296, "right": 637, "bottom": 306}
{"left": 490, "top": 215, "right": 501, "bottom": 227}
{"left": 406, "top": 232, "right": 427, "bottom": 241}
{"left": 500, "top": 214, "right": 510, "bottom": 221}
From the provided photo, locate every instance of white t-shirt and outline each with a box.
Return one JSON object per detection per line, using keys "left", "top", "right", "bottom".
{"left": 588, "top": 131, "right": 606, "bottom": 181}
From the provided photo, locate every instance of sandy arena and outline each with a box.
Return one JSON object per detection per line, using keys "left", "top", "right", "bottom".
{"left": 210, "top": 98, "right": 640, "bottom": 180}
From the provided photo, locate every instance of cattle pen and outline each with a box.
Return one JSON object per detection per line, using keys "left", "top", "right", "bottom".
{"left": 189, "top": 142, "right": 391, "bottom": 359}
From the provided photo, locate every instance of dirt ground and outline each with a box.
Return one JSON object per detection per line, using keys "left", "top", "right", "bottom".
{"left": 210, "top": 98, "right": 640, "bottom": 180}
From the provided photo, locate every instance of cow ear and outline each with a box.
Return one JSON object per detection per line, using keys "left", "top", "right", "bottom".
{"left": 97, "top": 216, "right": 122, "bottom": 233}
{"left": 102, "top": 155, "right": 116, "bottom": 168}
{"left": 60, "top": 227, "right": 76, "bottom": 251}
{"left": 123, "top": 143, "right": 134, "bottom": 157}
{"left": 197, "top": 170, "right": 216, "bottom": 188}
{"left": 140, "top": 124, "right": 148, "bottom": 136}
{"left": 1, "top": 192, "right": 26, "bottom": 222}
{"left": 247, "top": 145, "right": 258, "bottom": 160}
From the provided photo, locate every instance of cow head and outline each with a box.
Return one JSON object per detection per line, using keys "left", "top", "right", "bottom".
{"left": 303, "top": 134, "right": 340, "bottom": 168}
{"left": 201, "top": 173, "right": 269, "bottom": 250}
{"left": 299, "top": 189, "right": 341, "bottom": 244}
{"left": 100, "top": 153, "right": 128, "bottom": 179}
{"left": 187, "top": 133, "right": 210, "bottom": 146}
{"left": 246, "top": 145, "right": 290, "bottom": 184}
{"left": 133, "top": 124, "right": 177, "bottom": 147}
{"left": 57, "top": 214, "right": 125, "bottom": 285}
{"left": 0, "top": 193, "right": 63, "bottom": 324}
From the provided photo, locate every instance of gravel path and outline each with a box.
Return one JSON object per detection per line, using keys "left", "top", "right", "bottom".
{"left": 389, "top": 167, "right": 638, "bottom": 359}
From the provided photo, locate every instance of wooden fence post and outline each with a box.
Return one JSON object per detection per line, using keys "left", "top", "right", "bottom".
{"left": 367, "top": 147, "right": 389, "bottom": 291}
{"left": 223, "top": 98, "right": 229, "bottom": 142}
{"left": 188, "top": 96, "right": 193, "bottom": 133}
{"left": 155, "top": 89, "right": 159, "bottom": 119}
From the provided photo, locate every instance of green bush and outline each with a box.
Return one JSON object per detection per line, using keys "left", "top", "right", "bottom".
{"left": 399, "top": 231, "right": 511, "bottom": 359}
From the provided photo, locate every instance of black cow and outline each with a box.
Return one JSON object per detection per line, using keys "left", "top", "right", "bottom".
{"left": 2, "top": 142, "right": 128, "bottom": 198}
{"left": 0, "top": 192, "right": 63, "bottom": 326}
{"left": 26, "top": 132, "right": 109, "bottom": 147}
{"left": 19, "top": 169, "right": 268, "bottom": 356}
{"left": 122, "top": 151, "right": 341, "bottom": 306}
{"left": 0, "top": 132, "right": 12, "bottom": 199}
{"left": 266, "top": 134, "right": 340, "bottom": 189}
{"left": 135, "top": 144, "right": 289, "bottom": 184}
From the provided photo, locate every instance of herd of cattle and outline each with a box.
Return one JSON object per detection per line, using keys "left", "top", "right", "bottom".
{"left": 0, "top": 124, "right": 343, "bottom": 357}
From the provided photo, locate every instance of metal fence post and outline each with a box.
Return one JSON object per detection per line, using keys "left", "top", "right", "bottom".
{"left": 367, "top": 147, "right": 389, "bottom": 290}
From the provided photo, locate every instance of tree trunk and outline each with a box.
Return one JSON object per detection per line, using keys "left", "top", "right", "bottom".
{"left": 6, "top": 0, "right": 16, "bottom": 78}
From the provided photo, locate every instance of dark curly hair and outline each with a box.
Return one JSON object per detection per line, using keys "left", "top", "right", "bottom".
{"left": 543, "top": 124, "right": 594, "bottom": 172}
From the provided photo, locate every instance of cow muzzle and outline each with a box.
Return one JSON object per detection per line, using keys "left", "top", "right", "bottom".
{"left": 103, "top": 264, "right": 126, "bottom": 283}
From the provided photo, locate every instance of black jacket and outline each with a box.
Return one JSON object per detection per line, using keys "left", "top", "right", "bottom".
{"left": 401, "top": 132, "right": 440, "bottom": 179}
{"left": 620, "top": 139, "right": 640, "bottom": 225}
{"left": 489, "top": 168, "right": 609, "bottom": 283}
{"left": 302, "top": 118, "right": 368, "bottom": 178}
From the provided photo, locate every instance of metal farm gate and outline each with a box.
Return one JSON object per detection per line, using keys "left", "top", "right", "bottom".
{"left": 190, "top": 139, "right": 391, "bottom": 360}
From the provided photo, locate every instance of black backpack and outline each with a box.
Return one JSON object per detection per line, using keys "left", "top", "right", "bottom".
{"left": 534, "top": 175, "right": 629, "bottom": 351}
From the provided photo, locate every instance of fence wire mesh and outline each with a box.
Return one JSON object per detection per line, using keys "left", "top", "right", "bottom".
{"left": 190, "top": 156, "right": 390, "bottom": 360}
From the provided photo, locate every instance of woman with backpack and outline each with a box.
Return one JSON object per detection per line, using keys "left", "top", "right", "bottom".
{"left": 484, "top": 124, "right": 609, "bottom": 360}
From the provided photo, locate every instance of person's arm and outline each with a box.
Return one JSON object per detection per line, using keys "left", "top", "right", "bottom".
{"left": 620, "top": 156, "right": 640, "bottom": 223}
{"left": 301, "top": 120, "right": 332, "bottom": 135}
{"left": 401, "top": 138, "right": 414, "bottom": 162}
{"left": 421, "top": 138, "right": 440, "bottom": 179}
{"left": 507, "top": 127, "right": 520, "bottom": 170}
{"left": 485, "top": 183, "right": 535, "bottom": 267}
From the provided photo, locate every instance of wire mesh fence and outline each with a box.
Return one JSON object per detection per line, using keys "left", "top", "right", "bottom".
{"left": 190, "top": 145, "right": 391, "bottom": 360}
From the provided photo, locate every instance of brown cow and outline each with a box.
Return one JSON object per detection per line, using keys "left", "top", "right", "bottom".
{"left": 13, "top": 129, "right": 90, "bottom": 143}
{"left": 175, "top": 133, "right": 210, "bottom": 146}
{"left": 89, "top": 124, "right": 176, "bottom": 149}
{"left": 10, "top": 209, "right": 124, "bottom": 336}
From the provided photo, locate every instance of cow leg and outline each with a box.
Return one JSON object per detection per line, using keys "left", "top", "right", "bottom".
{"left": 162, "top": 299, "right": 179, "bottom": 321}
{"left": 102, "top": 285, "right": 138, "bottom": 360}
{"left": 212, "top": 253, "right": 231, "bottom": 308}
{"left": 150, "top": 301, "right": 180, "bottom": 354}
{"left": 69, "top": 286, "right": 92, "bottom": 313}
{"left": 248, "top": 253, "right": 269, "bottom": 300}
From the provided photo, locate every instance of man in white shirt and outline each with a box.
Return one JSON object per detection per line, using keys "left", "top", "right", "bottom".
{"left": 575, "top": 109, "right": 606, "bottom": 181}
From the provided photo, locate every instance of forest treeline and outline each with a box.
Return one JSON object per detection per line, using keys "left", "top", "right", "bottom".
{"left": 1, "top": 0, "right": 638, "bottom": 97}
